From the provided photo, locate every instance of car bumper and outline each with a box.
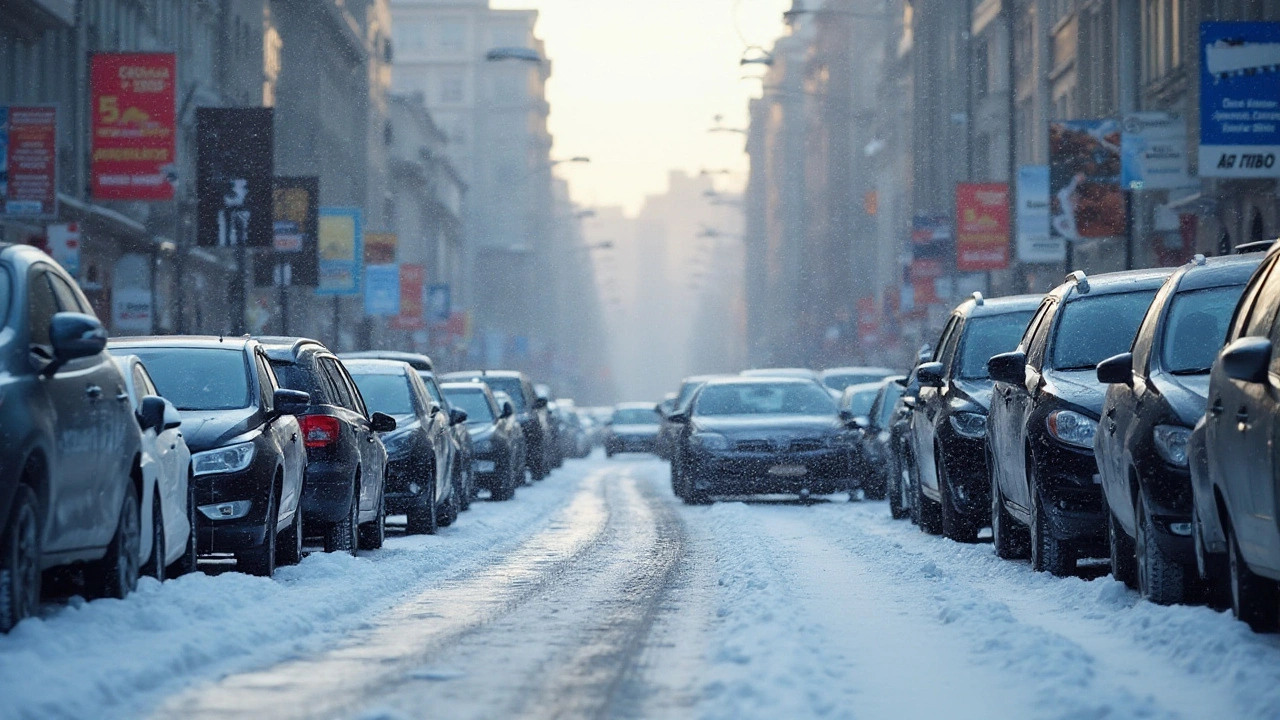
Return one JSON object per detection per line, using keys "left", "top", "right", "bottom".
{"left": 1137, "top": 461, "right": 1196, "bottom": 561}
{"left": 688, "top": 448, "right": 851, "bottom": 494}
{"left": 1033, "top": 439, "right": 1105, "bottom": 547}
{"left": 470, "top": 451, "right": 506, "bottom": 490}
{"left": 383, "top": 454, "right": 430, "bottom": 513}
{"left": 607, "top": 435, "right": 658, "bottom": 453}
{"left": 193, "top": 455, "right": 275, "bottom": 553}
{"left": 939, "top": 434, "right": 990, "bottom": 517}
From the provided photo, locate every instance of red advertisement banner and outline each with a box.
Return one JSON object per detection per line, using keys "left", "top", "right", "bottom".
{"left": 390, "top": 264, "right": 426, "bottom": 330}
{"left": 91, "top": 53, "right": 176, "bottom": 201}
{"left": 955, "top": 182, "right": 1010, "bottom": 271}
{"left": 2, "top": 106, "right": 57, "bottom": 217}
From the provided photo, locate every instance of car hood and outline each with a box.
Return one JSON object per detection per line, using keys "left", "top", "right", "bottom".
{"left": 692, "top": 415, "right": 843, "bottom": 438}
{"left": 1161, "top": 372, "right": 1211, "bottom": 426}
{"left": 612, "top": 423, "right": 660, "bottom": 434}
{"left": 1044, "top": 369, "right": 1106, "bottom": 415}
{"left": 179, "top": 407, "right": 261, "bottom": 452}
{"left": 949, "top": 378, "right": 993, "bottom": 412}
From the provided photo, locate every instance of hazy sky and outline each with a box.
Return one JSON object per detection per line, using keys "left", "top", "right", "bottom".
{"left": 491, "top": 0, "right": 791, "bottom": 214}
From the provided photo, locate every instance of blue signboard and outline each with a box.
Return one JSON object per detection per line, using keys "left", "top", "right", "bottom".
{"left": 364, "top": 264, "right": 400, "bottom": 316}
{"left": 426, "top": 283, "right": 451, "bottom": 325}
{"left": 316, "top": 207, "right": 363, "bottom": 296}
{"left": 1200, "top": 22, "right": 1280, "bottom": 178}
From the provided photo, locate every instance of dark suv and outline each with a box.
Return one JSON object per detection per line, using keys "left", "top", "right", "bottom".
{"left": 441, "top": 371, "right": 551, "bottom": 480}
{"left": 1094, "top": 254, "right": 1260, "bottom": 605}
{"left": 987, "top": 268, "right": 1172, "bottom": 575}
{"left": 259, "top": 338, "right": 395, "bottom": 554}
{"left": 1, "top": 244, "right": 144, "bottom": 631}
{"left": 112, "top": 336, "right": 310, "bottom": 578}
{"left": 910, "top": 293, "right": 1039, "bottom": 541}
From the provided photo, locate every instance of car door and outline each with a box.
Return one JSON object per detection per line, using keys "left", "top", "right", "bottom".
{"left": 1234, "top": 273, "right": 1280, "bottom": 569}
{"left": 256, "top": 351, "right": 300, "bottom": 526}
{"left": 320, "top": 357, "right": 376, "bottom": 514}
{"left": 990, "top": 301, "right": 1046, "bottom": 497}
{"left": 1007, "top": 299, "right": 1057, "bottom": 512}
{"left": 914, "top": 316, "right": 959, "bottom": 494}
{"left": 419, "top": 375, "right": 455, "bottom": 485}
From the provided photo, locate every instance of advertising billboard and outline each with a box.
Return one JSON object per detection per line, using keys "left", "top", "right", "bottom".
{"left": 0, "top": 106, "right": 58, "bottom": 218}
{"left": 1200, "top": 22, "right": 1280, "bottom": 178}
{"left": 254, "top": 176, "right": 319, "bottom": 287}
{"left": 1120, "top": 112, "right": 1190, "bottom": 190}
{"left": 196, "top": 107, "right": 273, "bottom": 247}
{"left": 364, "top": 264, "right": 401, "bottom": 317}
{"left": 317, "top": 207, "right": 362, "bottom": 295}
{"left": 90, "top": 53, "right": 176, "bottom": 201}
{"left": 390, "top": 264, "right": 426, "bottom": 330}
{"left": 1015, "top": 166, "right": 1064, "bottom": 263}
{"left": 955, "top": 182, "right": 1009, "bottom": 271}
{"left": 1049, "top": 119, "right": 1125, "bottom": 240}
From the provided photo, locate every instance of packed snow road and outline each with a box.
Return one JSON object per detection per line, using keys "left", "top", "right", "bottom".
{"left": 4, "top": 455, "right": 1280, "bottom": 720}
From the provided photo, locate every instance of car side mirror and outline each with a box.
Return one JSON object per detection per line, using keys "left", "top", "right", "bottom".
{"left": 370, "top": 411, "right": 398, "bottom": 433}
{"left": 46, "top": 312, "right": 107, "bottom": 373}
{"left": 1221, "top": 337, "right": 1272, "bottom": 384}
{"left": 1096, "top": 353, "right": 1134, "bottom": 386}
{"left": 138, "top": 395, "right": 166, "bottom": 432}
{"left": 988, "top": 351, "right": 1027, "bottom": 385}
{"left": 894, "top": 376, "right": 909, "bottom": 387}
{"left": 449, "top": 407, "right": 468, "bottom": 425}
{"left": 534, "top": 397, "right": 549, "bottom": 409}
{"left": 666, "top": 412, "right": 689, "bottom": 424}
{"left": 500, "top": 401, "right": 515, "bottom": 419}
{"left": 902, "top": 396, "right": 917, "bottom": 410}
{"left": 916, "top": 361, "right": 944, "bottom": 387}
{"left": 162, "top": 399, "right": 182, "bottom": 430}
{"left": 273, "top": 388, "right": 310, "bottom": 416}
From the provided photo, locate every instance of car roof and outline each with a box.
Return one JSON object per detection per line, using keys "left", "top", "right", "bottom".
{"left": 339, "top": 350, "right": 434, "bottom": 371}
{"left": 616, "top": 402, "right": 656, "bottom": 410}
{"left": 681, "top": 374, "right": 721, "bottom": 384}
{"left": 110, "top": 335, "right": 253, "bottom": 351}
{"left": 342, "top": 358, "right": 415, "bottom": 376}
{"left": 705, "top": 375, "right": 821, "bottom": 387}
{"left": 740, "top": 367, "right": 817, "bottom": 378}
{"left": 1054, "top": 267, "right": 1175, "bottom": 301}
{"left": 255, "top": 336, "right": 329, "bottom": 361}
{"left": 820, "top": 366, "right": 897, "bottom": 377}
{"left": 441, "top": 369, "right": 525, "bottom": 380}
{"left": 441, "top": 381, "right": 491, "bottom": 393}
{"left": 955, "top": 293, "right": 1042, "bottom": 318}
{"left": 1170, "top": 253, "right": 1265, "bottom": 293}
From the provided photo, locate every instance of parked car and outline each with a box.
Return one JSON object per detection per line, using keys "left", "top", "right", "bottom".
{"left": 668, "top": 377, "right": 852, "bottom": 503}
{"left": 441, "top": 371, "right": 552, "bottom": 480}
{"left": 657, "top": 375, "right": 719, "bottom": 459}
{"left": 111, "top": 354, "right": 195, "bottom": 581}
{"left": 340, "top": 350, "right": 433, "bottom": 372}
{"left": 112, "top": 336, "right": 310, "bottom": 578}
{"left": 346, "top": 360, "right": 457, "bottom": 534}
{"left": 819, "top": 366, "right": 898, "bottom": 396}
{"left": 1094, "top": 254, "right": 1260, "bottom": 605}
{"left": 909, "top": 293, "right": 1039, "bottom": 541}
{"left": 986, "top": 268, "right": 1172, "bottom": 575}
{"left": 605, "top": 403, "right": 663, "bottom": 456}
{"left": 536, "top": 384, "right": 566, "bottom": 469}
{"left": 259, "top": 338, "right": 394, "bottom": 553}
{"left": 838, "top": 382, "right": 887, "bottom": 498}
{"left": 555, "top": 400, "right": 592, "bottom": 459}
{"left": 740, "top": 367, "right": 820, "bottom": 381}
{"left": 1, "top": 244, "right": 145, "bottom": 631}
{"left": 889, "top": 346, "right": 936, "bottom": 521}
{"left": 1190, "top": 241, "right": 1280, "bottom": 630}
{"left": 849, "top": 376, "right": 906, "bottom": 504}
{"left": 442, "top": 382, "right": 526, "bottom": 501}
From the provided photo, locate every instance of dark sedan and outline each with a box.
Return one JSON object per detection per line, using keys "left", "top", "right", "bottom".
{"left": 668, "top": 377, "right": 853, "bottom": 503}
{"left": 605, "top": 403, "right": 663, "bottom": 455}
{"left": 442, "top": 382, "right": 526, "bottom": 501}
{"left": 441, "top": 371, "right": 552, "bottom": 480}
{"left": 847, "top": 377, "right": 905, "bottom": 501}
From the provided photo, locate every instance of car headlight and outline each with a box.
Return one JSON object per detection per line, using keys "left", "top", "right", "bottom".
{"left": 1045, "top": 410, "right": 1097, "bottom": 449}
{"left": 949, "top": 411, "right": 987, "bottom": 439}
{"left": 192, "top": 441, "right": 255, "bottom": 476}
{"left": 692, "top": 432, "right": 729, "bottom": 450}
{"left": 383, "top": 431, "right": 413, "bottom": 455}
{"left": 1153, "top": 424, "right": 1191, "bottom": 467}
{"left": 472, "top": 438, "right": 493, "bottom": 453}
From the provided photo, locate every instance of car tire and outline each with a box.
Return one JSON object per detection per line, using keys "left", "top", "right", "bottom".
{"left": 277, "top": 500, "right": 304, "bottom": 567}
{"left": 1105, "top": 491, "right": 1137, "bottom": 588}
{"left": 1229, "top": 524, "right": 1278, "bottom": 632}
{"left": 670, "top": 461, "right": 686, "bottom": 500}
{"left": 324, "top": 481, "right": 359, "bottom": 557}
{"left": 238, "top": 487, "right": 279, "bottom": 577}
{"left": 169, "top": 477, "right": 199, "bottom": 577}
{"left": 438, "top": 473, "right": 460, "bottom": 528}
{"left": 1, "top": 485, "right": 42, "bottom": 633}
{"left": 915, "top": 473, "right": 942, "bottom": 535}
{"left": 406, "top": 469, "right": 439, "bottom": 534}
{"left": 991, "top": 460, "right": 1028, "bottom": 560}
{"left": 1194, "top": 504, "right": 1231, "bottom": 609}
{"left": 938, "top": 450, "right": 978, "bottom": 543}
{"left": 1030, "top": 484, "right": 1075, "bottom": 577}
{"left": 491, "top": 466, "right": 516, "bottom": 502}
{"left": 140, "top": 494, "right": 166, "bottom": 582}
{"left": 1136, "top": 496, "right": 1186, "bottom": 605}
{"left": 459, "top": 466, "right": 473, "bottom": 512}
{"left": 87, "top": 481, "right": 141, "bottom": 599}
{"left": 358, "top": 491, "right": 386, "bottom": 550}
{"left": 888, "top": 459, "right": 908, "bottom": 519}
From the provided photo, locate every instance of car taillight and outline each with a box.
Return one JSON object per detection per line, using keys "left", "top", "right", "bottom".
{"left": 300, "top": 415, "right": 341, "bottom": 448}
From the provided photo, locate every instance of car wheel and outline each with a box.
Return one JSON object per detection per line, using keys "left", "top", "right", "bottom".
{"left": 170, "top": 477, "right": 199, "bottom": 577}
{"left": 238, "top": 487, "right": 279, "bottom": 577}
{"left": 1229, "top": 524, "right": 1278, "bottom": 632}
{"left": 0, "top": 485, "right": 41, "bottom": 633}
{"left": 888, "top": 458, "right": 908, "bottom": 519}
{"left": 324, "top": 480, "right": 359, "bottom": 556}
{"left": 459, "top": 465, "right": 473, "bottom": 512}
{"left": 359, "top": 490, "right": 386, "bottom": 550}
{"left": 438, "top": 472, "right": 460, "bottom": 528}
{"left": 1030, "top": 484, "right": 1075, "bottom": 577}
{"left": 140, "top": 493, "right": 166, "bottom": 582}
{"left": 1136, "top": 496, "right": 1186, "bottom": 605}
{"left": 88, "top": 481, "right": 141, "bottom": 599}
{"left": 915, "top": 468, "right": 942, "bottom": 535}
{"left": 991, "top": 465, "right": 1028, "bottom": 560}
{"left": 1105, "top": 491, "right": 1136, "bottom": 588}
{"left": 406, "top": 470, "right": 439, "bottom": 534}
{"left": 492, "top": 461, "right": 517, "bottom": 502}
{"left": 938, "top": 449, "right": 978, "bottom": 543}
{"left": 670, "top": 460, "right": 686, "bottom": 500}
{"left": 1194, "top": 504, "right": 1230, "bottom": 609}
{"left": 277, "top": 500, "right": 304, "bottom": 566}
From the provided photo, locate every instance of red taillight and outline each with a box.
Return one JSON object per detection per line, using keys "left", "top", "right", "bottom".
{"left": 300, "top": 415, "right": 341, "bottom": 448}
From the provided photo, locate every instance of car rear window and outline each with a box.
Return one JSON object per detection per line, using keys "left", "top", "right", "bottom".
{"left": 350, "top": 372, "right": 415, "bottom": 416}
{"left": 129, "top": 348, "right": 251, "bottom": 410}
{"left": 483, "top": 377, "right": 527, "bottom": 411}
{"left": 444, "top": 389, "right": 495, "bottom": 423}
{"left": 1050, "top": 290, "right": 1159, "bottom": 371}
{"left": 695, "top": 382, "right": 836, "bottom": 417}
{"left": 1161, "top": 284, "right": 1245, "bottom": 374}
{"left": 613, "top": 408, "right": 655, "bottom": 424}
{"left": 956, "top": 312, "right": 1035, "bottom": 379}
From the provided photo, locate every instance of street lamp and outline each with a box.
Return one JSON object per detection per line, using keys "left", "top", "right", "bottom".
{"left": 709, "top": 114, "right": 747, "bottom": 135}
{"left": 550, "top": 156, "right": 591, "bottom": 168}
{"left": 740, "top": 46, "right": 774, "bottom": 67}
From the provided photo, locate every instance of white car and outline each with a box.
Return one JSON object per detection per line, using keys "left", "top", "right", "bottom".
{"left": 113, "top": 355, "right": 196, "bottom": 580}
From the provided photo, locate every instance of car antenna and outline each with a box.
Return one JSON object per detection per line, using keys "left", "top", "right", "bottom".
{"left": 1192, "top": 253, "right": 1207, "bottom": 266}
{"left": 971, "top": 291, "right": 984, "bottom": 306}
{"left": 1066, "top": 270, "right": 1090, "bottom": 294}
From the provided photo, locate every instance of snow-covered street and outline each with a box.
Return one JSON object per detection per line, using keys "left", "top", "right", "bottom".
{"left": 4, "top": 453, "right": 1280, "bottom": 720}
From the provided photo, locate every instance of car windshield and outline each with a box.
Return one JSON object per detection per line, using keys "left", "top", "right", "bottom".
{"left": 0, "top": 265, "right": 10, "bottom": 328}
{"left": 129, "top": 348, "right": 251, "bottom": 411}
{"left": 444, "top": 390, "right": 495, "bottom": 424}
{"left": 613, "top": 408, "right": 656, "bottom": 425}
{"left": 844, "top": 388, "right": 879, "bottom": 416}
{"left": 823, "top": 372, "right": 889, "bottom": 391}
{"left": 876, "top": 384, "right": 904, "bottom": 427}
{"left": 1162, "top": 285, "right": 1245, "bottom": 374}
{"left": 483, "top": 378, "right": 527, "bottom": 411}
{"left": 350, "top": 373, "right": 415, "bottom": 416}
{"left": 695, "top": 382, "right": 837, "bottom": 417}
{"left": 957, "top": 312, "right": 1035, "bottom": 379}
{"left": 1050, "top": 290, "right": 1159, "bottom": 371}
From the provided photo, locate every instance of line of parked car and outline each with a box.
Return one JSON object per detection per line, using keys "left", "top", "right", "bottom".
{"left": 0, "top": 242, "right": 605, "bottom": 633}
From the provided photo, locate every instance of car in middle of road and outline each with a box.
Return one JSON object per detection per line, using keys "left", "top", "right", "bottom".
{"left": 604, "top": 403, "right": 662, "bottom": 456}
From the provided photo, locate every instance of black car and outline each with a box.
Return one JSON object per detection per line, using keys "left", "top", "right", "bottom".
{"left": 1095, "top": 254, "right": 1260, "bottom": 605}
{"left": 441, "top": 371, "right": 552, "bottom": 480}
{"left": 1190, "top": 242, "right": 1280, "bottom": 630}
{"left": 0, "top": 244, "right": 144, "bottom": 631}
{"left": 987, "top": 268, "right": 1172, "bottom": 575}
{"left": 668, "top": 377, "right": 853, "bottom": 503}
{"left": 112, "top": 336, "right": 310, "bottom": 578}
{"left": 909, "top": 293, "right": 1039, "bottom": 541}
{"left": 341, "top": 350, "right": 433, "bottom": 372}
{"left": 346, "top": 360, "right": 457, "bottom": 534}
{"left": 605, "top": 403, "right": 663, "bottom": 455}
{"left": 657, "top": 375, "right": 719, "bottom": 460}
{"left": 259, "top": 338, "right": 395, "bottom": 553}
{"left": 849, "top": 376, "right": 906, "bottom": 505}
{"left": 536, "top": 384, "right": 565, "bottom": 469}
{"left": 838, "top": 381, "right": 889, "bottom": 499}
{"left": 442, "top": 382, "right": 526, "bottom": 501}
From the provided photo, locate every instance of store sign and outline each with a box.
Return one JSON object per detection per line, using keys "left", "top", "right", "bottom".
{"left": 911, "top": 215, "right": 952, "bottom": 260}
{"left": 47, "top": 223, "right": 80, "bottom": 277}
{"left": 1016, "top": 166, "right": 1064, "bottom": 263}
{"left": 0, "top": 106, "right": 58, "bottom": 218}
{"left": 955, "top": 182, "right": 1009, "bottom": 271}
{"left": 390, "top": 264, "right": 425, "bottom": 330}
{"left": 1121, "top": 112, "right": 1190, "bottom": 190}
{"left": 261, "top": 176, "right": 319, "bottom": 286}
{"left": 90, "top": 53, "right": 176, "bottom": 201}
{"left": 1200, "top": 22, "right": 1280, "bottom": 178}
{"left": 316, "top": 207, "right": 362, "bottom": 295}
{"left": 364, "top": 264, "right": 400, "bottom": 316}
{"left": 196, "top": 107, "right": 273, "bottom": 247}
{"left": 1049, "top": 119, "right": 1124, "bottom": 239}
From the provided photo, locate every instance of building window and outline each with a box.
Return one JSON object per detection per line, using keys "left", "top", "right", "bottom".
{"left": 440, "top": 20, "right": 466, "bottom": 54}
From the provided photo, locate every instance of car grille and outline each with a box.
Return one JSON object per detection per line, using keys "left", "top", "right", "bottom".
{"left": 789, "top": 439, "right": 823, "bottom": 452}
{"left": 735, "top": 439, "right": 775, "bottom": 452}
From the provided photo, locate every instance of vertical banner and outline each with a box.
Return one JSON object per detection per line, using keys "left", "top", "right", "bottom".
{"left": 1199, "top": 22, "right": 1280, "bottom": 178}
{"left": 1016, "top": 166, "right": 1063, "bottom": 263}
{"left": 90, "top": 53, "right": 176, "bottom": 200}
{"left": 255, "top": 176, "right": 319, "bottom": 287}
{"left": 1121, "top": 112, "right": 1190, "bottom": 190}
{"left": 196, "top": 107, "right": 274, "bottom": 247}
{"left": 1049, "top": 119, "right": 1124, "bottom": 240}
{"left": 390, "top": 263, "right": 426, "bottom": 330}
{"left": 0, "top": 106, "right": 58, "bottom": 218}
{"left": 427, "top": 284, "right": 452, "bottom": 324}
{"left": 955, "top": 182, "right": 1010, "bottom": 271}
{"left": 364, "top": 264, "right": 401, "bottom": 316}
{"left": 316, "top": 207, "right": 362, "bottom": 295}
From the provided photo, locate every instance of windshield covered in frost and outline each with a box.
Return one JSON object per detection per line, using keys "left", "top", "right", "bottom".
{"left": 130, "top": 348, "right": 251, "bottom": 411}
